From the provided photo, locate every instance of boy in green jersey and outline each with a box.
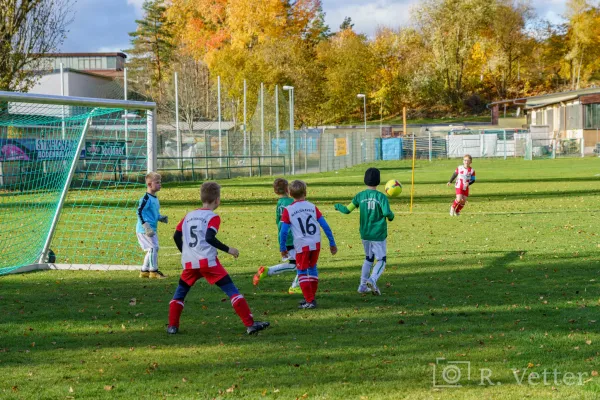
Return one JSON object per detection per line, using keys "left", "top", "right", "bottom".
{"left": 334, "top": 168, "right": 394, "bottom": 295}
{"left": 253, "top": 178, "right": 301, "bottom": 294}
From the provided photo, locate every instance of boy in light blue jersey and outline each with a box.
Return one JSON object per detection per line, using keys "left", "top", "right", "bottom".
{"left": 136, "top": 172, "right": 168, "bottom": 278}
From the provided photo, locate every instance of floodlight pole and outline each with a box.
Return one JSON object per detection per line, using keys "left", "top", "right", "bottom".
{"left": 357, "top": 94, "right": 367, "bottom": 160}
{"left": 284, "top": 86, "right": 295, "bottom": 174}
{"left": 60, "top": 63, "right": 65, "bottom": 139}
{"left": 243, "top": 79, "right": 247, "bottom": 157}
{"left": 275, "top": 85, "right": 279, "bottom": 156}
{"left": 261, "top": 82, "right": 265, "bottom": 157}
{"left": 124, "top": 67, "right": 129, "bottom": 171}
{"left": 175, "top": 71, "right": 181, "bottom": 170}
{"left": 218, "top": 76, "right": 222, "bottom": 165}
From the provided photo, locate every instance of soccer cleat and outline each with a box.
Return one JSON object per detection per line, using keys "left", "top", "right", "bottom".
{"left": 253, "top": 266, "right": 266, "bottom": 286}
{"left": 449, "top": 205, "right": 455, "bottom": 216}
{"left": 167, "top": 326, "right": 178, "bottom": 334}
{"left": 298, "top": 300, "right": 317, "bottom": 309}
{"left": 149, "top": 270, "right": 167, "bottom": 279}
{"left": 246, "top": 321, "right": 270, "bottom": 335}
{"left": 288, "top": 286, "right": 303, "bottom": 295}
{"left": 357, "top": 285, "right": 372, "bottom": 294}
{"left": 366, "top": 279, "right": 381, "bottom": 296}
{"left": 139, "top": 271, "right": 150, "bottom": 278}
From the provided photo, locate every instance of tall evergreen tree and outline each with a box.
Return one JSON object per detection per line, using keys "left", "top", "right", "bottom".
{"left": 127, "top": 0, "right": 175, "bottom": 99}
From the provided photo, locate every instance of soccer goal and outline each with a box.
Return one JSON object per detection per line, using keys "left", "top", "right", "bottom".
{"left": 0, "top": 91, "right": 157, "bottom": 275}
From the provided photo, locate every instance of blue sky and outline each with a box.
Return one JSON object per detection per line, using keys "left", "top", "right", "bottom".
{"left": 62, "top": 0, "right": 568, "bottom": 53}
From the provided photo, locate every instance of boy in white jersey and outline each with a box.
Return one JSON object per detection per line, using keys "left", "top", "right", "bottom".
{"left": 253, "top": 178, "right": 301, "bottom": 294}
{"left": 279, "top": 180, "right": 337, "bottom": 309}
{"left": 448, "top": 154, "right": 476, "bottom": 216}
{"left": 167, "top": 182, "right": 269, "bottom": 335}
{"left": 135, "top": 172, "right": 168, "bottom": 279}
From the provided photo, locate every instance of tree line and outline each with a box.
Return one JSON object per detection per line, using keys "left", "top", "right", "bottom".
{"left": 2, "top": 0, "right": 600, "bottom": 127}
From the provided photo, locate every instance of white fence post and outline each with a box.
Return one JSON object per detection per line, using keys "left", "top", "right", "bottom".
{"left": 428, "top": 130, "right": 432, "bottom": 161}
{"left": 503, "top": 130, "right": 507, "bottom": 160}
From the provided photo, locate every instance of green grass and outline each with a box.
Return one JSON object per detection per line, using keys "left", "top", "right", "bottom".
{"left": 2, "top": 157, "right": 600, "bottom": 399}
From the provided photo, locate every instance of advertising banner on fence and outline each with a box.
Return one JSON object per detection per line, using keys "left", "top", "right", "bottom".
{"left": 0, "top": 139, "right": 127, "bottom": 161}
{"left": 35, "top": 139, "right": 79, "bottom": 160}
{"left": 85, "top": 141, "right": 126, "bottom": 158}
{"left": 334, "top": 137, "right": 348, "bottom": 156}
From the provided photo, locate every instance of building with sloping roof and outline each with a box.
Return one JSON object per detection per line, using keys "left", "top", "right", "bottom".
{"left": 490, "top": 87, "right": 600, "bottom": 154}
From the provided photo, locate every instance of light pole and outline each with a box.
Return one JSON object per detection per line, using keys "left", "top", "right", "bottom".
{"left": 357, "top": 93, "right": 367, "bottom": 161}
{"left": 283, "top": 85, "right": 295, "bottom": 175}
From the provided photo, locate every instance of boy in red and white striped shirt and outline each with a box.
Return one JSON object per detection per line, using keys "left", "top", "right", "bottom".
{"left": 167, "top": 182, "right": 269, "bottom": 335}
{"left": 448, "top": 154, "right": 476, "bottom": 216}
{"left": 279, "top": 180, "right": 337, "bottom": 309}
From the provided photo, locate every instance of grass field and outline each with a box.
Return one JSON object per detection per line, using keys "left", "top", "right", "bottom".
{"left": 2, "top": 157, "right": 600, "bottom": 399}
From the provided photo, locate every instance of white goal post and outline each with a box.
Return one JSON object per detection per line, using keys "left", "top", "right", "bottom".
{"left": 0, "top": 91, "right": 157, "bottom": 275}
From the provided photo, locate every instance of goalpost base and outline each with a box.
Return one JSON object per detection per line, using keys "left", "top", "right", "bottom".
{"left": 5, "top": 264, "right": 141, "bottom": 275}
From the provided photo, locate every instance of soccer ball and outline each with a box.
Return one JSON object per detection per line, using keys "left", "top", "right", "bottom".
{"left": 384, "top": 180, "right": 402, "bottom": 197}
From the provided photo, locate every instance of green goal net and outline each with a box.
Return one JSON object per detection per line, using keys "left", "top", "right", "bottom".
{"left": 0, "top": 92, "right": 156, "bottom": 275}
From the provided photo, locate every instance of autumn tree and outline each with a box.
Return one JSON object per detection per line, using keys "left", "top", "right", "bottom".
{"left": 317, "top": 29, "right": 375, "bottom": 122}
{"left": 414, "top": 0, "right": 494, "bottom": 107}
{"left": 0, "top": 0, "right": 74, "bottom": 91}
{"left": 564, "top": 0, "right": 600, "bottom": 89}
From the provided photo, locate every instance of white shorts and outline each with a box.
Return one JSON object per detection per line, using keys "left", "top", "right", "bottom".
{"left": 283, "top": 248, "right": 297, "bottom": 262}
{"left": 137, "top": 232, "right": 159, "bottom": 251}
{"left": 362, "top": 239, "right": 387, "bottom": 261}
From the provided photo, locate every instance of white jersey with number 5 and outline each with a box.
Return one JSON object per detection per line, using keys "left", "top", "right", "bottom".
{"left": 176, "top": 209, "right": 220, "bottom": 269}
{"left": 281, "top": 200, "right": 322, "bottom": 253}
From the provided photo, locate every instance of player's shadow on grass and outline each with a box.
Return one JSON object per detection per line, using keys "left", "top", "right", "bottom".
{"left": 486, "top": 250, "right": 523, "bottom": 269}
{"left": 1, "top": 249, "right": 597, "bottom": 373}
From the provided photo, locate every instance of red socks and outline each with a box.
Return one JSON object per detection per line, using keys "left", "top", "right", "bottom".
{"left": 170, "top": 296, "right": 254, "bottom": 328}
{"left": 456, "top": 202, "right": 465, "bottom": 214}
{"left": 168, "top": 300, "right": 184, "bottom": 327}
{"left": 310, "top": 277, "right": 319, "bottom": 300}
{"left": 299, "top": 275, "right": 319, "bottom": 302}
{"left": 231, "top": 294, "right": 254, "bottom": 327}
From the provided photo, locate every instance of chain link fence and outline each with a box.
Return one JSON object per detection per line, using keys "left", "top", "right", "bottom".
{"left": 155, "top": 126, "right": 589, "bottom": 181}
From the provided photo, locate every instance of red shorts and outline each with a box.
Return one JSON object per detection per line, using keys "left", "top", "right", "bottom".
{"left": 295, "top": 247, "right": 321, "bottom": 270}
{"left": 455, "top": 188, "right": 469, "bottom": 197}
{"left": 180, "top": 259, "right": 228, "bottom": 285}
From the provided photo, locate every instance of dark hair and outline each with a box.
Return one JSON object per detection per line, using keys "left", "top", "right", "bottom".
{"left": 201, "top": 182, "right": 220, "bottom": 204}
{"left": 273, "top": 178, "right": 289, "bottom": 195}
{"left": 289, "top": 180, "right": 307, "bottom": 199}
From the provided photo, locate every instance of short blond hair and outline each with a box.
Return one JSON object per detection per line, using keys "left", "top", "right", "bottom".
{"left": 273, "top": 178, "right": 289, "bottom": 195}
{"left": 145, "top": 172, "right": 161, "bottom": 184}
{"left": 463, "top": 154, "right": 472, "bottom": 161}
{"left": 289, "top": 180, "right": 307, "bottom": 199}
{"left": 201, "top": 181, "right": 221, "bottom": 204}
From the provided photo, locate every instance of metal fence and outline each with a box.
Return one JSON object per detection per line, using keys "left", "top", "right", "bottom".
{"left": 156, "top": 128, "right": 590, "bottom": 181}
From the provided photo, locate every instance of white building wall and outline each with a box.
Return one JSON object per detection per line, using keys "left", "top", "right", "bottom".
{"left": 9, "top": 71, "right": 115, "bottom": 117}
